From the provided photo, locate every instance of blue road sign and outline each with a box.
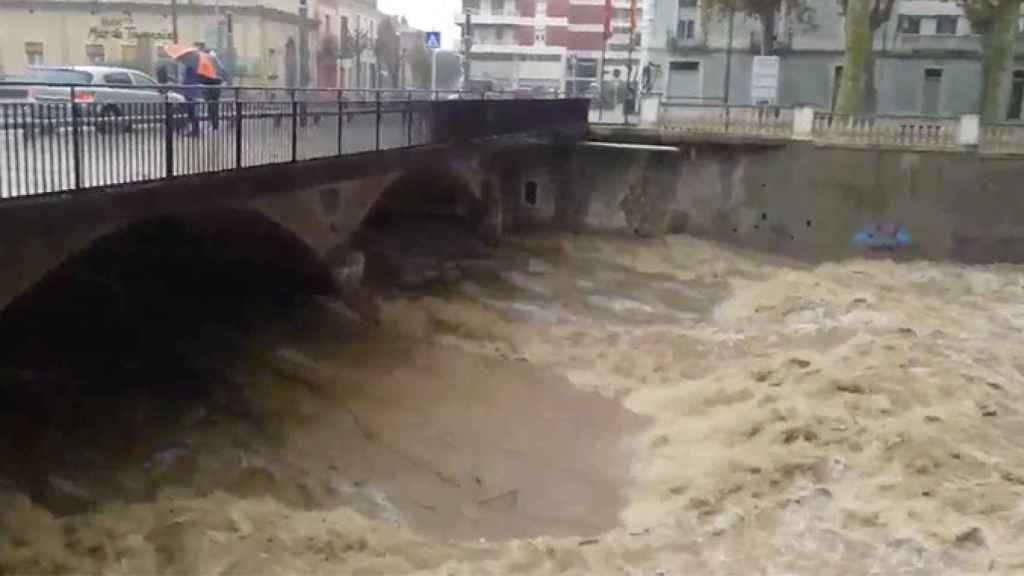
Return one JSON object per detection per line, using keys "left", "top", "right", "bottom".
{"left": 425, "top": 31, "right": 442, "bottom": 50}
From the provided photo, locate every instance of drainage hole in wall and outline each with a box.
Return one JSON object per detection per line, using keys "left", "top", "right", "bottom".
{"left": 761, "top": 212, "right": 768, "bottom": 221}
{"left": 523, "top": 181, "right": 539, "bottom": 207}
{"left": 806, "top": 220, "right": 813, "bottom": 228}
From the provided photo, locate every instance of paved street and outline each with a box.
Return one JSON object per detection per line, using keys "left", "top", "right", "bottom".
{"left": 0, "top": 108, "right": 432, "bottom": 198}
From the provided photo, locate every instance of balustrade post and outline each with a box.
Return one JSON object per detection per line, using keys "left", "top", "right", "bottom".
{"left": 958, "top": 114, "right": 980, "bottom": 147}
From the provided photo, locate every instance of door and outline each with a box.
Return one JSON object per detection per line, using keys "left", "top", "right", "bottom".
{"left": 667, "top": 61, "right": 700, "bottom": 100}
{"left": 830, "top": 65, "right": 843, "bottom": 112}
{"left": 1007, "top": 70, "right": 1024, "bottom": 121}
{"left": 922, "top": 68, "right": 942, "bottom": 115}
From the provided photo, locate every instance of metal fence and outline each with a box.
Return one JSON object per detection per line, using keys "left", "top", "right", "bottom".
{"left": 0, "top": 84, "right": 580, "bottom": 200}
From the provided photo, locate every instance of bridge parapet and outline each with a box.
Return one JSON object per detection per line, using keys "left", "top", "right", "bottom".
{"left": 0, "top": 85, "right": 588, "bottom": 200}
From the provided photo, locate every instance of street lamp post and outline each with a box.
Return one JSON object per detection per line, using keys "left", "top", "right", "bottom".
{"left": 171, "top": 0, "right": 179, "bottom": 43}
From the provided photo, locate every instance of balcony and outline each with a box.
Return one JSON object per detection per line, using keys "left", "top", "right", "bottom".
{"left": 892, "top": 33, "right": 982, "bottom": 56}
{"left": 457, "top": 8, "right": 537, "bottom": 27}
{"left": 666, "top": 34, "right": 704, "bottom": 53}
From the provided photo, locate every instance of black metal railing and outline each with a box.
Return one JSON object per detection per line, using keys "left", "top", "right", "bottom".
{"left": 0, "top": 84, "right": 584, "bottom": 200}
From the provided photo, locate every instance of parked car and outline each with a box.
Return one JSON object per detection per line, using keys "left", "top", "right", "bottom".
{"left": 0, "top": 66, "right": 186, "bottom": 135}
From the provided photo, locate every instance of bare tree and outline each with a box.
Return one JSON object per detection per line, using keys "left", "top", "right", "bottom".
{"left": 706, "top": 0, "right": 807, "bottom": 54}
{"left": 341, "top": 22, "right": 372, "bottom": 88}
{"left": 835, "top": 0, "right": 896, "bottom": 113}
{"left": 374, "top": 17, "right": 402, "bottom": 88}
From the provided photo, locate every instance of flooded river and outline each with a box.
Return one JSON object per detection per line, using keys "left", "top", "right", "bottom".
{"left": 2, "top": 232, "right": 1024, "bottom": 574}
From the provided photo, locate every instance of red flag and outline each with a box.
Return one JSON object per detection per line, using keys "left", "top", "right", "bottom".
{"left": 603, "top": 0, "right": 613, "bottom": 41}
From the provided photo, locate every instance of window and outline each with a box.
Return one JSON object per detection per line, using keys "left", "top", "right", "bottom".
{"left": 922, "top": 68, "right": 943, "bottom": 115}
{"left": 898, "top": 15, "right": 922, "bottom": 34}
{"left": 667, "top": 61, "right": 701, "bottom": 99}
{"left": 676, "top": 19, "right": 695, "bottom": 39}
{"left": 341, "top": 16, "right": 349, "bottom": 39}
{"left": 85, "top": 44, "right": 105, "bottom": 64}
{"left": 496, "top": 26, "right": 505, "bottom": 41}
{"left": 678, "top": 0, "right": 698, "bottom": 7}
{"left": 103, "top": 72, "right": 133, "bottom": 85}
{"left": 535, "top": 27, "right": 546, "bottom": 43}
{"left": 1007, "top": 70, "right": 1024, "bottom": 120}
{"left": 25, "top": 42, "right": 43, "bottom": 66}
{"left": 492, "top": 0, "right": 505, "bottom": 14}
{"left": 576, "top": 59, "right": 598, "bottom": 78}
{"left": 130, "top": 72, "right": 158, "bottom": 86}
{"left": 935, "top": 16, "right": 958, "bottom": 35}
{"left": 523, "top": 181, "right": 539, "bottom": 207}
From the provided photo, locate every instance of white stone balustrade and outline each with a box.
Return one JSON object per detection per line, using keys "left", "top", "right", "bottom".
{"left": 643, "top": 102, "right": 1024, "bottom": 153}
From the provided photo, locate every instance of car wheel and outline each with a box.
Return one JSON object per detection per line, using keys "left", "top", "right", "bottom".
{"left": 96, "top": 105, "right": 125, "bottom": 135}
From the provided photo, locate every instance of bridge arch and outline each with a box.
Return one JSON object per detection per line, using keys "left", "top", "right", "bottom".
{"left": 365, "top": 165, "right": 487, "bottom": 229}
{"left": 0, "top": 209, "right": 336, "bottom": 376}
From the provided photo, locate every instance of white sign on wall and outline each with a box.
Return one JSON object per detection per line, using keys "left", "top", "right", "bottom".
{"left": 751, "top": 55, "right": 780, "bottom": 104}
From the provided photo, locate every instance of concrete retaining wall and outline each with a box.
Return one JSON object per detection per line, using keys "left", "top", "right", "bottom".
{"left": 507, "top": 141, "right": 1024, "bottom": 263}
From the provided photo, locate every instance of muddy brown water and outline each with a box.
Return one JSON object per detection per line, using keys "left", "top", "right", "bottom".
{"left": 5, "top": 231, "right": 1023, "bottom": 575}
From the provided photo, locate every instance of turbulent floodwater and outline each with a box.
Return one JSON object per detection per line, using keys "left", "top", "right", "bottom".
{"left": 3, "top": 232, "right": 1024, "bottom": 575}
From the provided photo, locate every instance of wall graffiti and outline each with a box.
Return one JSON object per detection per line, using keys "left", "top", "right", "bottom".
{"left": 851, "top": 224, "right": 912, "bottom": 251}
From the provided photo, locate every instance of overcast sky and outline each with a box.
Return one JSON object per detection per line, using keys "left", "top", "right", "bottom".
{"left": 378, "top": 0, "right": 461, "bottom": 49}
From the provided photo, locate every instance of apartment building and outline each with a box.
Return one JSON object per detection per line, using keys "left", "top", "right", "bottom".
{"left": 645, "top": 0, "right": 1024, "bottom": 119}
{"left": 458, "top": 0, "right": 644, "bottom": 93}
{"left": 308, "top": 0, "right": 383, "bottom": 88}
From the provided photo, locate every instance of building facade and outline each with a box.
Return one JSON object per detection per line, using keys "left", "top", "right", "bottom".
{"left": 0, "top": 0, "right": 323, "bottom": 87}
{"left": 457, "top": 0, "right": 644, "bottom": 93}
{"left": 644, "top": 0, "right": 1024, "bottom": 120}
{"left": 307, "top": 0, "right": 383, "bottom": 88}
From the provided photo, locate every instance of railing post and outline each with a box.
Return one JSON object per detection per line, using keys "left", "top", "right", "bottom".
{"left": 162, "top": 90, "right": 174, "bottom": 179}
{"left": 793, "top": 107, "right": 815, "bottom": 141}
{"left": 375, "top": 90, "right": 382, "bottom": 152}
{"left": 291, "top": 88, "right": 298, "bottom": 162}
{"left": 958, "top": 114, "right": 980, "bottom": 147}
{"left": 234, "top": 87, "right": 242, "bottom": 169}
{"left": 70, "top": 87, "right": 83, "bottom": 189}
{"left": 407, "top": 90, "right": 413, "bottom": 147}
{"left": 342, "top": 88, "right": 350, "bottom": 154}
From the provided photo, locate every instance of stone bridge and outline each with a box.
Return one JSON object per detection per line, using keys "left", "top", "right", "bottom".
{"left": 0, "top": 98, "right": 589, "bottom": 312}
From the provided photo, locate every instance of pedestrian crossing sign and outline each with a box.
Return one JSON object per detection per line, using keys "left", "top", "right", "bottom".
{"left": 425, "top": 31, "right": 442, "bottom": 50}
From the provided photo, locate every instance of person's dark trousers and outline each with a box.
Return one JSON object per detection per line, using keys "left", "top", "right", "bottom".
{"left": 185, "top": 96, "right": 199, "bottom": 135}
{"left": 205, "top": 87, "right": 222, "bottom": 131}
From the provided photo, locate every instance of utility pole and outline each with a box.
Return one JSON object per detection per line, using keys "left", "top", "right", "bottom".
{"left": 298, "top": 0, "right": 310, "bottom": 87}
{"left": 355, "top": 22, "right": 363, "bottom": 88}
{"left": 462, "top": 11, "right": 473, "bottom": 89}
{"left": 170, "top": 0, "right": 179, "bottom": 43}
{"left": 431, "top": 48, "right": 439, "bottom": 92}
{"left": 723, "top": 8, "right": 735, "bottom": 105}
{"left": 624, "top": 0, "right": 636, "bottom": 124}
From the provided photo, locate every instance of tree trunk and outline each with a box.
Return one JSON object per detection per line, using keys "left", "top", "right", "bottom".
{"left": 836, "top": 0, "right": 872, "bottom": 115}
{"left": 980, "top": 0, "right": 1020, "bottom": 122}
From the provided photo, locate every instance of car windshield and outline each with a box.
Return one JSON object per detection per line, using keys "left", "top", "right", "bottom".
{"left": 22, "top": 68, "right": 93, "bottom": 85}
